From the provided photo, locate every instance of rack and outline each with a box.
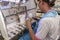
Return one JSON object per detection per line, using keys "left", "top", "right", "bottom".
{"left": 0, "top": 6, "right": 27, "bottom": 40}
{"left": 0, "top": 0, "right": 36, "bottom": 40}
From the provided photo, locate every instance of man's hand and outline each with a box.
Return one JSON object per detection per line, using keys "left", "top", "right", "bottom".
{"left": 26, "top": 18, "right": 31, "bottom": 28}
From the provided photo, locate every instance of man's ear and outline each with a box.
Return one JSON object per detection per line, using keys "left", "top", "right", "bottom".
{"left": 42, "top": 1, "right": 45, "bottom": 5}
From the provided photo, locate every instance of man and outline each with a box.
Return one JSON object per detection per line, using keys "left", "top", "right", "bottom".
{"left": 26, "top": 0, "right": 59, "bottom": 40}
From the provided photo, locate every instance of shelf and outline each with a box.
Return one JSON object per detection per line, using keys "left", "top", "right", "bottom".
{"left": 1, "top": 6, "right": 27, "bottom": 17}
{"left": 7, "top": 22, "right": 26, "bottom": 40}
{"left": 1, "top": 6, "right": 36, "bottom": 18}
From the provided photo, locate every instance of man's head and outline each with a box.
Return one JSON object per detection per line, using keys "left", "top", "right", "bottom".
{"left": 37, "top": 0, "right": 56, "bottom": 12}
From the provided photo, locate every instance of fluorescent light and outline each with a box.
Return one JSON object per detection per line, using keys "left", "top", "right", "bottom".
{"left": 2, "top": 0, "right": 9, "bottom": 1}
{"left": 0, "top": 0, "right": 2, "bottom": 2}
{"left": 2, "top": 0, "right": 20, "bottom": 3}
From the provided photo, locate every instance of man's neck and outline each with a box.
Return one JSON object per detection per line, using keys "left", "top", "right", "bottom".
{"left": 44, "top": 7, "right": 51, "bottom": 13}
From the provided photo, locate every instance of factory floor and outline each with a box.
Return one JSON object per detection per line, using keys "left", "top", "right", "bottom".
{"left": 0, "top": 35, "right": 20, "bottom": 40}
{"left": 0, "top": 36, "right": 4, "bottom": 40}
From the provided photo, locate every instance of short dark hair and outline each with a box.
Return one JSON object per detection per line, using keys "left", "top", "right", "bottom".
{"left": 38, "top": 0, "right": 56, "bottom": 7}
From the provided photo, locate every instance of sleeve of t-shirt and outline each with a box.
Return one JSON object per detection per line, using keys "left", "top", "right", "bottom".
{"left": 35, "top": 19, "right": 50, "bottom": 40}
{"left": 34, "top": 35, "right": 41, "bottom": 40}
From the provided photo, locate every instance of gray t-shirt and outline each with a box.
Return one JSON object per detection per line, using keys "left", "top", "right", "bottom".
{"left": 35, "top": 17, "right": 59, "bottom": 40}
{"left": 35, "top": 10, "right": 59, "bottom": 40}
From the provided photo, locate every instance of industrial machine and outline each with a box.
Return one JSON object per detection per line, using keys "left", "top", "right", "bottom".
{"left": 0, "top": 0, "right": 36, "bottom": 40}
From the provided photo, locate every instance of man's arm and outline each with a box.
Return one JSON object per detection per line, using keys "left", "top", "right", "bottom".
{"left": 26, "top": 19, "right": 35, "bottom": 40}
{"left": 26, "top": 18, "right": 41, "bottom": 40}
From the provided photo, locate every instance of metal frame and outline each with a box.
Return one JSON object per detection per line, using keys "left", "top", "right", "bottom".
{"left": 0, "top": 0, "right": 36, "bottom": 40}
{"left": 0, "top": 9, "right": 9, "bottom": 40}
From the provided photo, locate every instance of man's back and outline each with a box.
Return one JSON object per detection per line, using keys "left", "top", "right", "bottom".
{"left": 40, "top": 17, "right": 59, "bottom": 40}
